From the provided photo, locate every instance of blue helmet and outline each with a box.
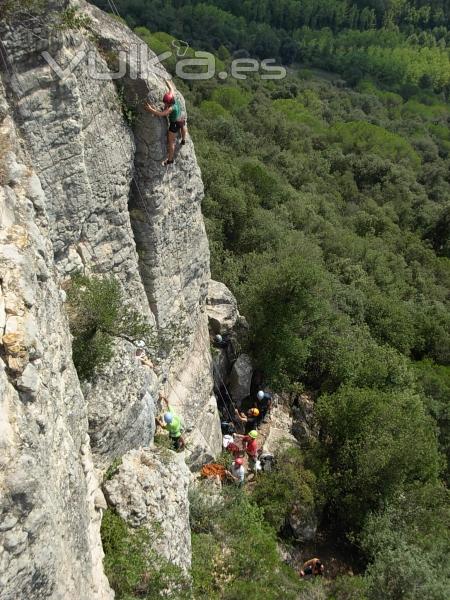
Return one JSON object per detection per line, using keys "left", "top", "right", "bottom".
{"left": 164, "top": 412, "right": 173, "bottom": 424}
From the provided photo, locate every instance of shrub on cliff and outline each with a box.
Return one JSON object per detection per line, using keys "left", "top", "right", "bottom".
{"left": 66, "top": 274, "right": 152, "bottom": 380}
{"left": 191, "top": 490, "right": 302, "bottom": 600}
{"left": 101, "top": 509, "right": 190, "bottom": 599}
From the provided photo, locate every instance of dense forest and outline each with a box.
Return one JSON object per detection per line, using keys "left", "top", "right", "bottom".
{"left": 92, "top": 1, "right": 450, "bottom": 598}
{"left": 94, "top": 0, "right": 450, "bottom": 91}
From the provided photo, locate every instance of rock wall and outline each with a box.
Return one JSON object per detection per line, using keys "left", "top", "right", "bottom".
{"left": 103, "top": 448, "right": 191, "bottom": 571}
{"left": 0, "top": 0, "right": 223, "bottom": 597}
{"left": 83, "top": 1, "right": 221, "bottom": 465}
{"left": 0, "top": 0, "right": 221, "bottom": 468}
{"left": 0, "top": 87, "right": 112, "bottom": 600}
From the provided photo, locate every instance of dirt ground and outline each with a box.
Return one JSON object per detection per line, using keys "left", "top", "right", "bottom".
{"left": 287, "top": 532, "right": 363, "bottom": 579}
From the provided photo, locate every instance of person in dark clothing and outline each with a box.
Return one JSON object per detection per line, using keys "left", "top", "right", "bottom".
{"left": 221, "top": 421, "right": 236, "bottom": 436}
{"left": 234, "top": 407, "right": 259, "bottom": 433}
{"left": 256, "top": 390, "right": 273, "bottom": 423}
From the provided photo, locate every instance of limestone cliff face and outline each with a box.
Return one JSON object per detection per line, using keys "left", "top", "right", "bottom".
{"left": 82, "top": 1, "right": 221, "bottom": 464}
{"left": 0, "top": 85, "right": 112, "bottom": 600}
{"left": 0, "top": 0, "right": 220, "bottom": 463}
{"left": 103, "top": 448, "right": 192, "bottom": 571}
{"left": 0, "top": 0, "right": 221, "bottom": 596}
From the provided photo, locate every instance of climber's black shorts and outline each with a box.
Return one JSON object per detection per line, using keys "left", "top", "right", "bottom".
{"left": 168, "top": 119, "right": 185, "bottom": 133}
{"left": 170, "top": 435, "right": 183, "bottom": 450}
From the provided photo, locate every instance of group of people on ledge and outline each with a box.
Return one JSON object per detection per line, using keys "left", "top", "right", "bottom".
{"left": 139, "top": 301, "right": 324, "bottom": 579}
{"left": 155, "top": 384, "right": 324, "bottom": 581}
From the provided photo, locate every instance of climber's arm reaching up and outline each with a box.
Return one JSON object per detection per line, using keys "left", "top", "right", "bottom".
{"left": 166, "top": 78, "right": 175, "bottom": 94}
{"left": 144, "top": 102, "right": 173, "bottom": 117}
{"left": 144, "top": 81, "right": 176, "bottom": 116}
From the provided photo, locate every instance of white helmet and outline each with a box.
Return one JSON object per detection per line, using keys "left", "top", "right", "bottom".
{"left": 257, "top": 390, "right": 264, "bottom": 400}
{"left": 215, "top": 334, "right": 223, "bottom": 343}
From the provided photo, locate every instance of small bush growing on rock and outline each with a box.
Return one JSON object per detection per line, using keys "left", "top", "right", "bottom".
{"left": 153, "top": 432, "right": 174, "bottom": 450}
{"left": 214, "top": 451, "right": 233, "bottom": 470}
{"left": 116, "top": 85, "right": 138, "bottom": 127}
{"left": 66, "top": 273, "right": 153, "bottom": 380}
{"left": 101, "top": 509, "right": 190, "bottom": 599}
{"left": 189, "top": 481, "right": 224, "bottom": 535}
{"left": 57, "top": 7, "right": 92, "bottom": 31}
{"left": 103, "top": 457, "right": 122, "bottom": 482}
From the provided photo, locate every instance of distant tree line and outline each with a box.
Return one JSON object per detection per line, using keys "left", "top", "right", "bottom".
{"left": 93, "top": 0, "right": 450, "bottom": 91}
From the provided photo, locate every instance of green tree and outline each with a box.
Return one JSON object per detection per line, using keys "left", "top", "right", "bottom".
{"left": 315, "top": 385, "right": 440, "bottom": 532}
{"left": 252, "top": 446, "right": 317, "bottom": 531}
{"left": 360, "top": 483, "right": 450, "bottom": 600}
{"left": 101, "top": 510, "right": 190, "bottom": 599}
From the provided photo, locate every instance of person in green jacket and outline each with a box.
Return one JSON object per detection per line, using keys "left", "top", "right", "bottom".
{"left": 156, "top": 393, "right": 185, "bottom": 450}
{"left": 144, "top": 79, "right": 187, "bottom": 166}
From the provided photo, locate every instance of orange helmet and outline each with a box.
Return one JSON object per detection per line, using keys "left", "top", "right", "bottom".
{"left": 249, "top": 408, "right": 260, "bottom": 417}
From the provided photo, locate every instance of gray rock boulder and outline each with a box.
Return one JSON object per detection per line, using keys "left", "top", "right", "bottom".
{"left": 292, "top": 393, "right": 319, "bottom": 445}
{"left": 207, "top": 279, "right": 249, "bottom": 388}
{"left": 263, "top": 427, "right": 300, "bottom": 455}
{"left": 84, "top": 341, "right": 157, "bottom": 470}
{"left": 288, "top": 503, "right": 318, "bottom": 543}
{"left": 103, "top": 447, "right": 191, "bottom": 571}
{"left": 228, "top": 354, "right": 253, "bottom": 403}
{"left": 261, "top": 402, "right": 300, "bottom": 455}
{"left": 206, "top": 280, "right": 240, "bottom": 334}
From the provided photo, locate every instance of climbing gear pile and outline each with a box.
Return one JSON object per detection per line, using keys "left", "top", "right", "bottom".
{"left": 201, "top": 463, "right": 227, "bottom": 480}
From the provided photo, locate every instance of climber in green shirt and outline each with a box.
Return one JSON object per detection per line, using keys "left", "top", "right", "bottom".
{"left": 156, "top": 393, "right": 185, "bottom": 451}
{"left": 144, "top": 79, "right": 187, "bottom": 167}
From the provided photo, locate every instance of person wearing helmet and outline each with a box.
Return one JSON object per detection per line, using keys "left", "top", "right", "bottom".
{"left": 213, "top": 333, "right": 229, "bottom": 349}
{"left": 156, "top": 393, "right": 185, "bottom": 450}
{"left": 256, "top": 390, "right": 273, "bottom": 423}
{"left": 240, "top": 430, "right": 260, "bottom": 471}
{"left": 144, "top": 79, "right": 187, "bottom": 166}
{"left": 227, "top": 456, "right": 245, "bottom": 487}
{"left": 234, "top": 407, "right": 259, "bottom": 433}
